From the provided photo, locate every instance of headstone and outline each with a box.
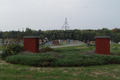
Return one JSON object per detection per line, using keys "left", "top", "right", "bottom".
{"left": 70, "top": 40, "right": 74, "bottom": 43}
{"left": 118, "top": 42, "right": 120, "bottom": 44}
{"left": 74, "top": 40, "right": 77, "bottom": 43}
{"left": 62, "top": 40, "right": 66, "bottom": 44}
{"left": 4, "top": 39, "right": 10, "bottom": 44}
{"left": 53, "top": 40, "right": 59, "bottom": 45}
{"left": 45, "top": 41, "right": 53, "bottom": 45}
{"left": 21, "top": 40, "right": 24, "bottom": 44}
{"left": 90, "top": 41, "right": 95, "bottom": 44}
{"left": 59, "top": 39, "right": 63, "bottom": 44}
{"left": 0, "top": 39, "right": 2, "bottom": 45}
{"left": 76, "top": 40, "right": 80, "bottom": 43}
{"left": 66, "top": 39, "right": 70, "bottom": 44}
{"left": 39, "top": 40, "right": 42, "bottom": 44}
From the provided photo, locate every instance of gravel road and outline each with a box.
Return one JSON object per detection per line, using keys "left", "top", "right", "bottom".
{"left": 50, "top": 43, "right": 84, "bottom": 48}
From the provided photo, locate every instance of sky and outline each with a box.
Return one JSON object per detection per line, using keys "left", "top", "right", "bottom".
{"left": 0, "top": 0, "right": 120, "bottom": 31}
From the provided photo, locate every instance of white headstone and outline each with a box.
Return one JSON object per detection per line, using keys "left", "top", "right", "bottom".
{"left": 118, "top": 42, "right": 120, "bottom": 44}
{"left": 66, "top": 39, "right": 70, "bottom": 44}
{"left": 59, "top": 39, "right": 63, "bottom": 43}
{"left": 45, "top": 41, "right": 53, "bottom": 45}
{"left": 70, "top": 40, "right": 74, "bottom": 43}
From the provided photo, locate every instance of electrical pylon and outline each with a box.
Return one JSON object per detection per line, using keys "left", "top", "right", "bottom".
{"left": 61, "top": 18, "right": 70, "bottom": 30}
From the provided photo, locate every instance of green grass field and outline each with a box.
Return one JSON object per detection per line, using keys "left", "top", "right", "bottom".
{"left": 0, "top": 60, "right": 120, "bottom": 80}
{"left": 0, "top": 43, "right": 120, "bottom": 80}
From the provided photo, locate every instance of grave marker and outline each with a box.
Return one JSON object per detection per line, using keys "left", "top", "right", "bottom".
{"left": 0, "top": 39, "right": 2, "bottom": 45}
{"left": 52, "top": 40, "right": 59, "bottom": 45}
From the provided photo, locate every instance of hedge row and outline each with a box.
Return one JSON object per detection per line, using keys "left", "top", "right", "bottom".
{"left": 6, "top": 53, "right": 57, "bottom": 67}
{"left": 5, "top": 53, "right": 120, "bottom": 67}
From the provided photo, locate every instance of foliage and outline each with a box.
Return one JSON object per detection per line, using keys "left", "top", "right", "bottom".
{"left": 1, "top": 43, "right": 120, "bottom": 80}
{"left": 5, "top": 52, "right": 120, "bottom": 67}
{"left": 0, "top": 46, "right": 4, "bottom": 51}
{"left": 39, "top": 46, "right": 53, "bottom": 53}
{"left": 112, "top": 33, "right": 120, "bottom": 43}
{"left": 1, "top": 42, "right": 24, "bottom": 59}
{"left": 5, "top": 53, "right": 57, "bottom": 67}
{"left": 2, "top": 27, "right": 120, "bottom": 43}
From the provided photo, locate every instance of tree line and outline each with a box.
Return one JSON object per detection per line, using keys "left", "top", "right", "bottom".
{"left": 0, "top": 27, "right": 120, "bottom": 43}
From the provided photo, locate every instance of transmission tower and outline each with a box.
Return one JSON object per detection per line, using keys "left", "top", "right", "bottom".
{"left": 61, "top": 18, "right": 70, "bottom": 30}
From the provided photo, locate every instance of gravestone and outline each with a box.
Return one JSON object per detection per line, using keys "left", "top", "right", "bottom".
{"left": 73, "top": 40, "right": 77, "bottom": 43}
{"left": 70, "top": 40, "right": 74, "bottom": 43}
{"left": 39, "top": 40, "right": 42, "bottom": 44}
{"left": 62, "top": 40, "right": 66, "bottom": 44}
{"left": 59, "top": 39, "right": 63, "bottom": 44}
{"left": 45, "top": 41, "right": 53, "bottom": 45}
{"left": 53, "top": 40, "right": 59, "bottom": 45}
{"left": 20, "top": 40, "right": 24, "bottom": 44}
{"left": 118, "top": 42, "right": 120, "bottom": 44}
{"left": 0, "top": 39, "right": 2, "bottom": 45}
{"left": 66, "top": 39, "right": 70, "bottom": 44}
{"left": 76, "top": 40, "right": 80, "bottom": 43}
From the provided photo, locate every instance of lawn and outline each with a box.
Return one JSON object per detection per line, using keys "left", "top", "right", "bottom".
{"left": 0, "top": 43, "right": 120, "bottom": 80}
{"left": 0, "top": 60, "right": 120, "bottom": 80}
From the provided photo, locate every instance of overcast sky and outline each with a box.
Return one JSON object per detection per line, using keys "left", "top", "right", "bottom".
{"left": 0, "top": 0, "right": 120, "bottom": 31}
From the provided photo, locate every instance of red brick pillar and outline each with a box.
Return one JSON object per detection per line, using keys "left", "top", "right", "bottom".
{"left": 95, "top": 36, "right": 111, "bottom": 55}
{"left": 23, "top": 36, "right": 39, "bottom": 53}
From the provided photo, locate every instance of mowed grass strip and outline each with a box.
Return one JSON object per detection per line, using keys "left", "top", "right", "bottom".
{"left": 0, "top": 60, "right": 120, "bottom": 80}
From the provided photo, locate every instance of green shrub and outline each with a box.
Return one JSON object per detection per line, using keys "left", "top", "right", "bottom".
{"left": 1, "top": 43, "right": 24, "bottom": 59}
{"left": 6, "top": 53, "right": 57, "bottom": 67}
{"left": 5, "top": 53, "right": 120, "bottom": 67}
{"left": 53, "top": 48, "right": 81, "bottom": 52}
{"left": 13, "top": 44, "right": 24, "bottom": 54}
{"left": 39, "top": 47, "right": 53, "bottom": 53}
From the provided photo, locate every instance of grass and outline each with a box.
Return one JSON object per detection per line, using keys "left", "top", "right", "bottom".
{"left": 110, "top": 43, "right": 120, "bottom": 55}
{"left": 0, "top": 60, "right": 120, "bottom": 80}
{"left": 0, "top": 43, "right": 120, "bottom": 80}
{"left": 53, "top": 44, "right": 95, "bottom": 53}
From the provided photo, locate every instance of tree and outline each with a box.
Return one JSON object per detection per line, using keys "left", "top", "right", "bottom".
{"left": 25, "top": 27, "right": 33, "bottom": 36}
{"left": 112, "top": 33, "right": 120, "bottom": 43}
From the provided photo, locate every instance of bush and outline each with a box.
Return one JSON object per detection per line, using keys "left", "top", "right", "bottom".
{"left": 6, "top": 53, "right": 57, "bottom": 67}
{"left": 39, "top": 47, "right": 53, "bottom": 53}
{"left": 13, "top": 44, "right": 24, "bottom": 54}
{"left": 1, "top": 43, "right": 24, "bottom": 59}
{"left": 53, "top": 48, "right": 81, "bottom": 52}
{"left": 5, "top": 53, "right": 120, "bottom": 67}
